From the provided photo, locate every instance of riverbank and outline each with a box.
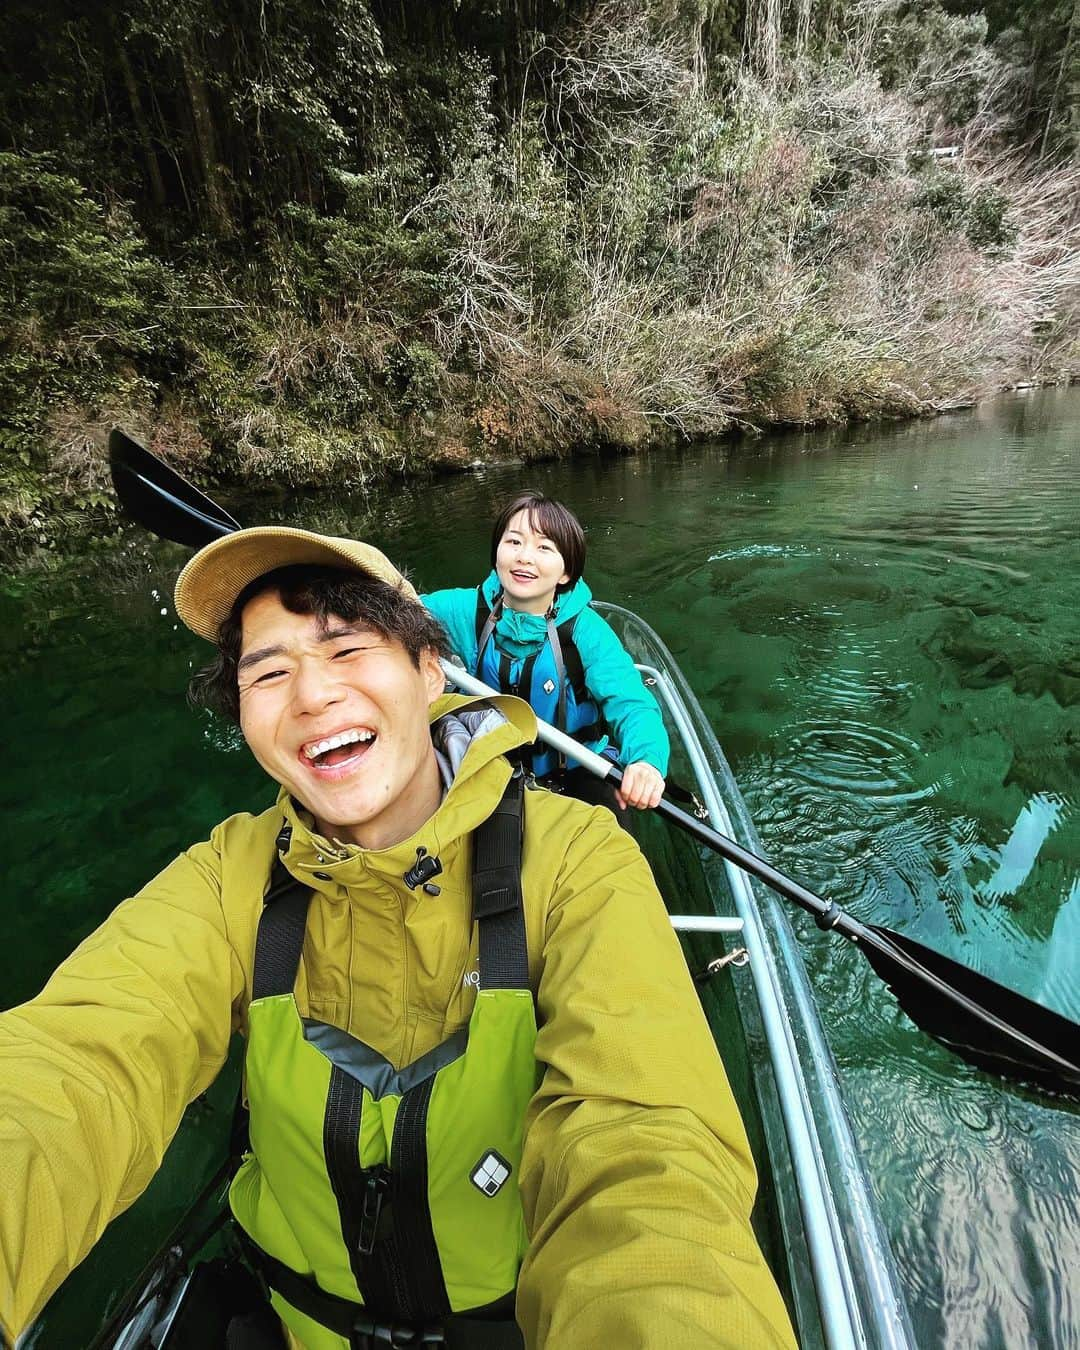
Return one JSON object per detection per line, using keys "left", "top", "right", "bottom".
{"left": 4, "top": 364, "right": 1076, "bottom": 566}
{"left": 3, "top": 3, "right": 1079, "bottom": 560}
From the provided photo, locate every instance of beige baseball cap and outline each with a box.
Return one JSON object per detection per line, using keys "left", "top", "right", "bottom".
{"left": 174, "top": 526, "right": 418, "bottom": 641}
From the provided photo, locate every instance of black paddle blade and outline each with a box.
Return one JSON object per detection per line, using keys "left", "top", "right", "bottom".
{"left": 652, "top": 785, "right": 1080, "bottom": 1098}
{"left": 860, "top": 924, "right": 1080, "bottom": 1097}
{"left": 109, "top": 429, "right": 240, "bottom": 548}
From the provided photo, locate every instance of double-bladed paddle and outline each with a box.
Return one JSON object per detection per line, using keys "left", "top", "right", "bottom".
{"left": 109, "top": 428, "right": 240, "bottom": 546}
{"left": 108, "top": 428, "right": 1080, "bottom": 1098}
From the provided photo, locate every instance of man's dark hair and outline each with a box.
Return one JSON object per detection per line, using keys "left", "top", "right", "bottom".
{"left": 189, "top": 564, "right": 451, "bottom": 724}
{"left": 489, "top": 490, "right": 587, "bottom": 592}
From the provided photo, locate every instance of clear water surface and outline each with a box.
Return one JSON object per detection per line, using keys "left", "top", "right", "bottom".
{"left": 3, "top": 388, "right": 1078, "bottom": 1347}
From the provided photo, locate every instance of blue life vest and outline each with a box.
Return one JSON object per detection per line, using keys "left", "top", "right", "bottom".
{"left": 473, "top": 589, "right": 605, "bottom": 779}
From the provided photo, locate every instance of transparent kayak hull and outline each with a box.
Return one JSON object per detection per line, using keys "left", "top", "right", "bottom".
{"left": 595, "top": 603, "right": 914, "bottom": 1350}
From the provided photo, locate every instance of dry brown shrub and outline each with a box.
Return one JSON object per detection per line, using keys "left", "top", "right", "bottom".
{"left": 428, "top": 441, "right": 475, "bottom": 470}
{"left": 474, "top": 404, "right": 515, "bottom": 449}
{"left": 254, "top": 311, "right": 385, "bottom": 403}
{"left": 43, "top": 410, "right": 114, "bottom": 496}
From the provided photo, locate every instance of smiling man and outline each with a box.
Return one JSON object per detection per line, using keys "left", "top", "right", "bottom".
{"left": 0, "top": 527, "right": 795, "bottom": 1350}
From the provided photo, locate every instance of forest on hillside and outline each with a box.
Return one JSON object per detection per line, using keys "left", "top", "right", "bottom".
{"left": 1, "top": 0, "right": 1078, "bottom": 555}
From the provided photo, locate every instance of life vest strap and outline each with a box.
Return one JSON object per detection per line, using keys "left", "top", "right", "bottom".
{"left": 474, "top": 588, "right": 502, "bottom": 670}
{"left": 241, "top": 1234, "right": 523, "bottom": 1347}
{"left": 252, "top": 847, "right": 312, "bottom": 1000}
{"left": 381, "top": 1073, "right": 448, "bottom": 1318}
{"left": 473, "top": 771, "right": 528, "bottom": 992}
{"left": 555, "top": 615, "right": 588, "bottom": 705}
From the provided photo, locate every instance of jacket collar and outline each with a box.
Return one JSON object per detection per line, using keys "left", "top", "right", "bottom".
{"left": 274, "top": 692, "right": 535, "bottom": 892}
{"left": 480, "top": 569, "right": 593, "bottom": 623}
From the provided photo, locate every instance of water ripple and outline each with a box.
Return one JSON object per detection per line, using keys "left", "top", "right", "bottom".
{"left": 780, "top": 717, "right": 923, "bottom": 803}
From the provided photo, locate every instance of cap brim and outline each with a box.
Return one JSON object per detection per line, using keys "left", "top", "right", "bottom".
{"left": 174, "top": 526, "right": 418, "bottom": 641}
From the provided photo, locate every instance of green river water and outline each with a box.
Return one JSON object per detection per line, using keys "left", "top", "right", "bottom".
{"left": 3, "top": 388, "right": 1079, "bottom": 1347}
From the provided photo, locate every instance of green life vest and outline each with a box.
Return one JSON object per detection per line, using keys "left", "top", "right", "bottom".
{"left": 229, "top": 774, "right": 539, "bottom": 1350}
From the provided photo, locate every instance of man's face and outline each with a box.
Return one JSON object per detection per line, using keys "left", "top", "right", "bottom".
{"left": 237, "top": 590, "right": 445, "bottom": 849}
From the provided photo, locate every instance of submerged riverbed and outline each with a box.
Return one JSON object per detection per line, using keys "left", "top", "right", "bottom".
{"left": 4, "top": 388, "right": 1079, "bottom": 1347}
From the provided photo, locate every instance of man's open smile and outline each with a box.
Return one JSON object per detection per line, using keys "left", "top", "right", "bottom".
{"left": 300, "top": 725, "right": 377, "bottom": 776}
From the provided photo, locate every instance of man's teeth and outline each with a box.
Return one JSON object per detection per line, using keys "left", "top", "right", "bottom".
{"left": 304, "top": 729, "right": 375, "bottom": 760}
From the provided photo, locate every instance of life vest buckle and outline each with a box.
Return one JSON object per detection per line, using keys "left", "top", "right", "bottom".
{"left": 357, "top": 1164, "right": 391, "bottom": 1256}
{"left": 351, "top": 1318, "right": 446, "bottom": 1346}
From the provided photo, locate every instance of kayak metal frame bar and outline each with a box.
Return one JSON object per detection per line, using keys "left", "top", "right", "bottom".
{"left": 669, "top": 915, "right": 744, "bottom": 934}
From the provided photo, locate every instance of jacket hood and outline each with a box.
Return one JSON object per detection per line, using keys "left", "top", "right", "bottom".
{"left": 481, "top": 570, "right": 594, "bottom": 624}
{"left": 274, "top": 692, "right": 536, "bottom": 895}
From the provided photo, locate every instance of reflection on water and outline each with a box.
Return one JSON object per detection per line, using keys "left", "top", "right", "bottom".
{"left": 3, "top": 388, "right": 1080, "bottom": 1347}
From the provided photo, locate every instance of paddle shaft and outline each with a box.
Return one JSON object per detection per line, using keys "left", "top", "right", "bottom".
{"left": 442, "top": 661, "right": 859, "bottom": 938}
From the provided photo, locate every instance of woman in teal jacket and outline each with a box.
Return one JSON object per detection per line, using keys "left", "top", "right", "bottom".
{"left": 423, "top": 491, "right": 669, "bottom": 814}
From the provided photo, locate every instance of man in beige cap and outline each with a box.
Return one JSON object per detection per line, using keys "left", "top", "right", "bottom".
{"left": 0, "top": 528, "right": 795, "bottom": 1350}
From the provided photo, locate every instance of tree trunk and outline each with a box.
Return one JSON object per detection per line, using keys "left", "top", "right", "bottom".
{"left": 179, "top": 40, "right": 234, "bottom": 236}
{"left": 117, "top": 44, "right": 168, "bottom": 210}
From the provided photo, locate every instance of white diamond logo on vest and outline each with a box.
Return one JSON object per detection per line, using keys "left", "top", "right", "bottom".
{"left": 470, "top": 1150, "right": 513, "bottom": 1196}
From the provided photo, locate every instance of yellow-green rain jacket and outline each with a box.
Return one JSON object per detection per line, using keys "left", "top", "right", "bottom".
{"left": 0, "top": 694, "right": 796, "bottom": 1349}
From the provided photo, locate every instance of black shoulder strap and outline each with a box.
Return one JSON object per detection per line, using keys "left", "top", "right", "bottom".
{"left": 234, "top": 833, "right": 313, "bottom": 1161}
{"left": 556, "top": 615, "right": 588, "bottom": 703}
{"left": 472, "top": 771, "right": 528, "bottom": 991}
{"left": 473, "top": 584, "right": 488, "bottom": 642}
{"left": 251, "top": 836, "right": 313, "bottom": 1001}
{"left": 474, "top": 588, "right": 502, "bottom": 675}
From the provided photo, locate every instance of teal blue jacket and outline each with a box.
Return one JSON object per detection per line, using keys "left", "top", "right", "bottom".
{"left": 422, "top": 572, "right": 670, "bottom": 776}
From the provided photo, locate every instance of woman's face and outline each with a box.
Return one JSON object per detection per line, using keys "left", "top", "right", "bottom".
{"left": 495, "top": 509, "right": 571, "bottom": 615}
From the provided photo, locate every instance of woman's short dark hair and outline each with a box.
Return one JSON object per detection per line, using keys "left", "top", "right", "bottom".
{"left": 189, "top": 564, "right": 451, "bottom": 725}
{"left": 490, "top": 491, "right": 586, "bottom": 591}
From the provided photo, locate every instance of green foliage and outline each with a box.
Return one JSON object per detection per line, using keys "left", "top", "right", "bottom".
{"left": 0, "top": 152, "right": 168, "bottom": 335}
{"left": 965, "top": 186, "right": 1015, "bottom": 251}
{"left": 976, "top": 0, "right": 1080, "bottom": 159}
{"left": 0, "top": 151, "right": 174, "bottom": 555}
{"left": 875, "top": 4, "right": 996, "bottom": 125}
{"left": 0, "top": 0, "right": 1075, "bottom": 561}
{"left": 385, "top": 342, "right": 445, "bottom": 416}
{"left": 914, "top": 174, "right": 1017, "bottom": 251}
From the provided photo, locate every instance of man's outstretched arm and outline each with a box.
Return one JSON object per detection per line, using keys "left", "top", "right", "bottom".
{"left": 517, "top": 809, "right": 797, "bottom": 1350}
{"left": 0, "top": 843, "right": 242, "bottom": 1340}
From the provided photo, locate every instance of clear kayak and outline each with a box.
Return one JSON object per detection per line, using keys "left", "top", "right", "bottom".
{"left": 35, "top": 605, "right": 915, "bottom": 1350}
{"left": 594, "top": 602, "right": 915, "bottom": 1350}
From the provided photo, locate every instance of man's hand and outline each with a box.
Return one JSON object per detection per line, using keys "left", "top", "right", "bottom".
{"left": 615, "top": 761, "right": 665, "bottom": 811}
